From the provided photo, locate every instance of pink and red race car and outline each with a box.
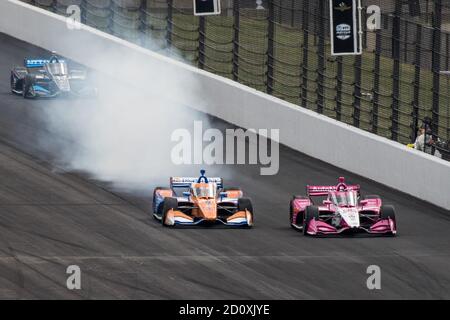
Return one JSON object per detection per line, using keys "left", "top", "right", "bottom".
{"left": 290, "top": 177, "right": 397, "bottom": 236}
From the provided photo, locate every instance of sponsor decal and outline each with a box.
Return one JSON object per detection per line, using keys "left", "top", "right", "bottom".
{"left": 335, "top": 1, "right": 351, "bottom": 12}
{"left": 336, "top": 23, "right": 352, "bottom": 40}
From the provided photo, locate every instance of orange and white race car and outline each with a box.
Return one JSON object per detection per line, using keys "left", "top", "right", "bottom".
{"left": 152, "top": 170, "right": 254, "bottom": 227}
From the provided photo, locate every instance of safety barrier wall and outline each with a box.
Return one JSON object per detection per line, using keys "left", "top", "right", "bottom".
{"left": 1, "top": 0, "right": 450, "bottom": 210}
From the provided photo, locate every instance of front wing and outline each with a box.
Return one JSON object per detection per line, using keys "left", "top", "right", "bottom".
{"left": 157, "top": 209, "right": 253, "bottom": 227}
{"left": 305, "top": 217, "right": 396, "bottom": 236}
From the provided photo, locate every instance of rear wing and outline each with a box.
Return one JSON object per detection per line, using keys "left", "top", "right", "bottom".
{"left": 306, "top": 185, "right": 360, "bottom": 197}
{"left": 170, "top": 177, "right": 223, "bottom": 189}
{"left": 24, "top": 59, "right": 49, "bottom": 68}
{"left": 24, "top": 58, "right": 66, "bottom": 68}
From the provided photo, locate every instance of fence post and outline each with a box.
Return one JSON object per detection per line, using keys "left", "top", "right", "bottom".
{"left": 290, "top": 0, "right": 295, "bottom": 27}
{"left": 431, "top": 0, "right": 442, "bottom": 139}
{"left": 232, "top": 0, "right": 240, "bottom": 81}
{"left": 317, "top": 0, "right": 325, "bottom": 114}
{"left": 391, "top": 0, "right": 402, "bottom": 141}
{"left": 336, "top": 56, "right": 343, "bottom": 121}
{"left": 404, "top": 21, "right": 408, "bottom": 61}
{"left": 362, "top": 9, "right": 367, "bottom": 50}
{"left": 108, "top": 1, "right": 113, "bottom": 34}
{"left": 267, "top": 0, "right": 275, "bottom": 94}
{"left": 353, "top": 55, "right": 362, "bottom": 127}
{"left": 372, "top": 29, "right": 382, "bottom": 134}
{"left": 446, "top": 33, "right": 449, "bottom": 71}
{"left": 80, "top": 0, "right": 86, "bottom": 24}
{"left": 447, "top": 33, "right": 450, "bottom": 145}
{"left": 301, "top": 0, "right": 310, "bottom": 107}
{"left": 138, "top": 0, "right": 145, "bottom": 46}
{"left": 412, "top": 24, "right": 422, "bottom": 141}
{"left": 198, "top": 16, "right": 206, "bottom": 69}
{"left": 167, "top": 0, "right": 173, "bottom": 48}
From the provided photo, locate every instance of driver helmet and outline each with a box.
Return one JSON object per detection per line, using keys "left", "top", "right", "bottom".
{"left": 336, "top": 177, "right": 347, "bottom": 191}
{"left": 49, "top": 51, "right": 60, "bottom": 63}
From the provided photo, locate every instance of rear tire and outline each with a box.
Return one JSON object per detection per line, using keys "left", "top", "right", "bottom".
{"left": 289, "top": 200, "right": 294, "bottom": 228}
{"left": 10, "top": 73, "right": 15, "bottom": 94}
{"left": 292, "top": 195, "right": 308, "bottom": 200}
{"left": 362, "top": 194, "right": 381, "bottom": 200}
{"left": 162, "top": 197, "right": 178, "bottom": 227}
{"left": 303, "top": 206, "right": 319, "bottom": 235}
{"left": 223, "top": 187, "right": 241, "bottom": 192}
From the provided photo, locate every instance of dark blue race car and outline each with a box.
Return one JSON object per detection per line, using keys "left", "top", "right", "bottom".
{"left": 10, "top": 53, "right": 97, "bottom": 99}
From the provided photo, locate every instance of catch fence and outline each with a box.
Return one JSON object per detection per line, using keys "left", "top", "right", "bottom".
{"left": 22, "top": 0, "right": 450, "bottom": 159}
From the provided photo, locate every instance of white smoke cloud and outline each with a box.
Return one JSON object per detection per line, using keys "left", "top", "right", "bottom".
{"left": 35, "top": 38, "right": 211, "bottom": 194}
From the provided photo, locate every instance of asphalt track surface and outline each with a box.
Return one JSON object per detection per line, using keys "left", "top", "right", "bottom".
{"left": 0, "top": 33, "right": 449, "bottom": 299}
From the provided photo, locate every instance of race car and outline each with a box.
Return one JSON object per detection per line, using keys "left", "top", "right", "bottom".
{"left": 152, "top": 170, "right": 254, "bottom": 227}
{"left": 10, "top": 52, "right": 96, "bottom": 98}
{"left": 290, "top": 177, "right": 397, "bottom": 236}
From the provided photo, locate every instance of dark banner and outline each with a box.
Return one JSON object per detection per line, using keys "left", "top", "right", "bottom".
{"left": 330, "top": 0, "right": 359, "bottom": 55}
{"left": 1, "top": 300, "right": 448, "bottom": 318}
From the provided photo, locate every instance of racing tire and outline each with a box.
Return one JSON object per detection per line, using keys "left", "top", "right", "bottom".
{"left": 303, "top": 206, "right": 319, "bottom": 235}
{"left": 238, "top": 197, "right": 253, "bottom": 213}
{"left": 289, "top": 200, "right": 303, "bottom": 230}
{"left": 289, "top": 200, "right": 294, "bottom": 227}
{"left": 380, "top": 205, "right": 396, "bottom": 220}
{"left": 223, "top": 187, "right": 241, "bottom": 192}
{"left": 362, "top": 194, "right": 381, "bottom": 200}
{"left": 152, "top": 187, "right": 171, "bottom": 218}
{"left": 238, "top": 197, "right": 254, "bottom": 227}
{"left": 161, "top": 197, "right": 178, "bottom": 227}
{"left": 379, "top": 205, "right": 396, "bottom": 235}
{"left": 292, "top": 195, "right": 308, "bottom": 200}
{"left": 22, "top": 75, "right": 35, "bottom": 99}
{"left": 10, "top": 73, "right": 16, "bottom": 94}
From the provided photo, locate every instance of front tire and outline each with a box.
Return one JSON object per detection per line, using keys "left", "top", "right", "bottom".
{"left": 10, "top": 73, "right": 16, "bottom": 94}
{"left": 303, "top": 206, "right": 319, "bottom": 235}
{"left": 162, "top": 197, "right": 178, "bottom": 227}
{"left": 238, "top": 197, "right": 253, "bottom": 213}
{"left": 238, "top": 197, "right": 253, "bottom": 227}
{"left": 290, "top": 200, "right": 304, "bottom": 230}
{"left": 380, "top": 205, "right": 396, "bottom": 220}
{"left": 22, "top": 75, "right": 35, "bottom": 99}
{"left": 152, "top": 187, "right": 171, "bottom": 218}
{"left": 379, "top": 205, "right": 396, "bottom": 235}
